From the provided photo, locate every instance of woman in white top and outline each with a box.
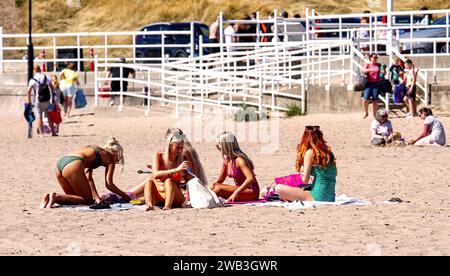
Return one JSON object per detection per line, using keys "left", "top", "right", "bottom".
{"left": 411, "top": 108, "right": 447, "bottom": 146}
{"left": 371, "top": 108, "right": 394, "bottom": 146}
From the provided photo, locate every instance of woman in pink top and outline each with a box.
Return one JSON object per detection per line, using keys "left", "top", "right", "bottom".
{"left": 210, "top": 131, "right": 260, "bottom": 202}
{"left": 362, "top": 53, "right": 381, "bottom": 119}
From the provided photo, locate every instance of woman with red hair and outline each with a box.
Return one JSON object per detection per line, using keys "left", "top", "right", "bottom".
{"left": 276, "top": 126, "right": 337, "bottom": 202}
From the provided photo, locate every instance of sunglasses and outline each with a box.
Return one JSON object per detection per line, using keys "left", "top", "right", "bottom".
{"left": 305, "top": 125, "right": 320, "bottom": 130}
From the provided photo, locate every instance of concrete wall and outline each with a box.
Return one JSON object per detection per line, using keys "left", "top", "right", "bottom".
{"left": 431, "top": 85, "right": 450, "bottom": 111}
{"left": 305, "top": 85, "right": 363, "bottom": 114}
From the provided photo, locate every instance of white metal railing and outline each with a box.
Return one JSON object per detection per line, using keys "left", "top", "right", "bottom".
{"left": 0, "top": 26, "right": 197, "bottom": 73}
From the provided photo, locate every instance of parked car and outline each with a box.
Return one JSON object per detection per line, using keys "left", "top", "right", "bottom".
{"left": 314, "top": 15, "right": 423, "bottom": 38}
{"left": 401, "top": 15, "right": 450, "bottom": 54}
{"left": 135, "top": 22, "right": 211, "bottom": 62}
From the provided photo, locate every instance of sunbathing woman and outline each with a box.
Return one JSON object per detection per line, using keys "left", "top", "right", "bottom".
{"left": 40, "top": 137, "right": 131, "bottom": 208}
{"left": 276, "top": 128, "right": 337, "bottom": 202}
{"left": 209, "top": 131, "right": 260, "bottom": 202}
{"left": 144, "top": 130, "right": 192, "bottom": 211}
{"left": 128, "top": 128, "right": 207, "bottom": 199}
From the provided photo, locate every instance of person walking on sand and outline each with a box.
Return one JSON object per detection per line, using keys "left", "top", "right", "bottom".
{"left": 59, "top": 63, "right": 79, "bottom": 118}
{"left": 26, "top": 65, "right": 57, "bottom": 138}
{"left": 362, "top": 53, "right": 381, "bottom": 119}
{"left": 40, "top": 137, "right": 131, "bottom": 208}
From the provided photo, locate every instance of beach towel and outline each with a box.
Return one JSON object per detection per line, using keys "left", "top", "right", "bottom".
{"left": 59, "top": 203, "right": 147, "bottom": 212}
{"left": 226, "top": 195, "right": 372, "bottom": 209}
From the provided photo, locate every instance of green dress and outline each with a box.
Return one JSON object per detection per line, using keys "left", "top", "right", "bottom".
{"left": 310, "top": 153, "right": 336, "bottom": 202}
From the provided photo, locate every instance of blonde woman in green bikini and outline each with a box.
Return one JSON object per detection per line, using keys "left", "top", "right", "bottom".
{"left": 40, "top": 137, "right": 131, "bottom": 208}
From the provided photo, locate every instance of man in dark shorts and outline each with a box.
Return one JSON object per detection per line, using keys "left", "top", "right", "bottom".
{"left": 107, "top": 57, "right": 136, "bottom": 106}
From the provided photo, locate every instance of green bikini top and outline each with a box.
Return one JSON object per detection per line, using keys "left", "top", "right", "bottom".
{"left": 88, "top": 146, "right": 102, "bottom": 170}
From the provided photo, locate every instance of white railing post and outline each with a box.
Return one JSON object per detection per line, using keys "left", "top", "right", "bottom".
{"left": 256, "top": 12, "right": 261, "bottom": 44}
{"left": 104, "top": 35, "right": 108, "bottom": 72}
{"left": 77, "top": 35, "right": 81, "bottom": 72}
{"left": 119, "top": 63, "right": 123, "bottom": 112}
{"left": 199, "top": 35, "right": 204, "bottom": 116}
{"left": 0, "top": 27, "right": 3, "bottom": 73}
{"left": 176, "top": 75, "right": 179, "bottom": 117}
{"left": 305, "top": 8, "right": 310, "bottom": 84}
{"left": 433, "top": 42, "right": 437, "bottom": 84}
{"left": 133, "top": 34, "right": 136, "bottom": 65}
{"left": 146, "top": 70, "right": 151, "bottom": 116}
{"left": 52, "top": 36, "right": 57, "bottom": 72}
{"left": 161, "top": 34, "right": 165, "bottom": 104}
{"left": 319, "top": 46, "right": 322, "bottom": 86}
{"left": 259, "top": 76, "right": 263, "bottom": 114}
{"left": 190, "top": 22, "right": 195, "bottom": 58}
{"left": 348, "top": 46, "right": 354, "bottom": 90}
{"left": 219, "top": 12, "right": 224, "bottom": 75}
{"left": 301, "top": 77, "right": 306, "bottom": 114}
{"left": 327, "top": 42, "right": 331, "bottom": 91}
{"left": 94, "top": 55, "right": 98, "bottom": 107}
{"left": 274, "top": 9, "right": 278, "bottom": 42}
{"left": 425, "top": 71, "right": 429, "bottom": 105}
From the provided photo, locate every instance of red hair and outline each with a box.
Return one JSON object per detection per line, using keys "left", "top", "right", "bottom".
{"left": 295, "top": 129, "right": 335, "bottom": 171}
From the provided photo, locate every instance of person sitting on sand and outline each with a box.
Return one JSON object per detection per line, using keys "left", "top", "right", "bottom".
{"left": 144, "top": 130, "right": 192, "bottom": 211}
{"left": 411, "top": 108, "right": 447, "bottom": 146}
{"left": 129, "top": 128, "right": 207, "bottom": 198}
{"left": 276, "top": 128, "right": 337, "bottom": 202}
{"left": 40, "top": 137, "right": 131, "bottom": 208}
{"left": 370, "top": 108, "right": 394, "bottom": 146}
{"left": 209, "top": 131, "right": 260, "bottom": 202}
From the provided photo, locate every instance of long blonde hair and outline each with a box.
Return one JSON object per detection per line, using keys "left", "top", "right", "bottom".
{"left": 163, "top": 130, "right": 184, "bottom": 170}
{"left": 216, "top": 131, "right": 254, "bottom": 170}
{"left": 165, "top": 128, "right": 208, "bottom": 185}
{"left": 103, "top": 137, "right": 124, "bottom": 167}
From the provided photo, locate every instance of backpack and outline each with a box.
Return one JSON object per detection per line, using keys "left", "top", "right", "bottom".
{"left": 33, "top": 76, "right": 51, "bottom": 102}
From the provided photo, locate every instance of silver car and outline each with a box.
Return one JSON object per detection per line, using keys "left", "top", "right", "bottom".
{"left": 401, "top": 15, "right": 450, "bottom": 54}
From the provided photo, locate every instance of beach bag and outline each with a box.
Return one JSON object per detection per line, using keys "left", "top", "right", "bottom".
{"left": 75, "top": 88, "right": 87, "bottom": 108}
{"left": 354, "top": 71, "right": 367, "bottom": 91}
{"left": 47, "top": 104, "right": 62, "bottom": 125}
{"left": 393, "top": 84, "right": 404, "bottom": 104}
{"left": 99, "top": 83, "right": 111, "bottom": 98}
{"left": 379, "top": 79, "right": 392, "bottom": 95}
{"left": 187, "top": 171, "right": 223, "bottom": 209}
{"left": 33, "top": 76, "right": 51, "bottom": 102}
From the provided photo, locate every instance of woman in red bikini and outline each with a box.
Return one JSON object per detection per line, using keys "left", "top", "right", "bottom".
{"left": 144, "top": 130, "right": 192, "bottom": 211}
{"left": 209, "top": 131, "right": 260, "bottom": 202}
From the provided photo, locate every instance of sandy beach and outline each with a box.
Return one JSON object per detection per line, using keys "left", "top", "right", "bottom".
{"left": 1, "top": 105, "right": 449, "bottom": 256}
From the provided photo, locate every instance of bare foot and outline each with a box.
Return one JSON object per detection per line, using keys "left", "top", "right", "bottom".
{"left": 363, "top": 113, "right": 369, "bottom": 119}
{"left": 145, "top": 205, "right": 154, "bottom": 211}
{"left": 47, "top": 192, "right": 57, "bottom": 208}
{"left": 40, "top": 193, "right": 50, "bottom": 209}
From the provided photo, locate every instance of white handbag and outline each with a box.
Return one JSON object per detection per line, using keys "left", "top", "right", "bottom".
{"left": 186, "top": 171, "right": 223, "bottom": 209}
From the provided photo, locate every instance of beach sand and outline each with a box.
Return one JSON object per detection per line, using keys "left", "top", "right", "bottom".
{"left": 1, "top": 105, "right": 449, "bottom": 256}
